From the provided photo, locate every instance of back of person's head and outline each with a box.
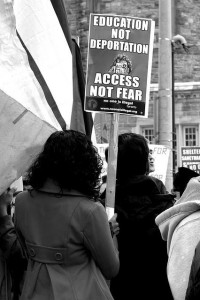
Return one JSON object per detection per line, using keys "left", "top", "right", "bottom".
{"left": 173, "top": 167, "right": 199, "bottom": 197}
{"left": 175, "top": 176, "right": 200, "bottom": 204}
{"left": 27, "top": 130, "right": 103, "bottom": 199}
{"left": 117, "top": 132, "right": 149, "bottom": 182}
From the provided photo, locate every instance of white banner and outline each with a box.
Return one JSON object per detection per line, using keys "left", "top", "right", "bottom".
{"left": 0, "top": 90, "right": 56, "bottom": 195}
{"left": 149, "top": 144, "right": 170, "bottom": 184}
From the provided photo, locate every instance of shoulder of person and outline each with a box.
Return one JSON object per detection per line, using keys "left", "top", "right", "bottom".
{"left": 15, "top": 190, "right": 29, "bottom": 202}
{"left": 74, "top": 196, "right": 105, "bottom": 218}
{"left": 149, "top": 176, "right": 168, "bottom": 194}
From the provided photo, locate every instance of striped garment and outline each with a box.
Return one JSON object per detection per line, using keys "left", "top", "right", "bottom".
{"left": 0, "top": 0, "right": 92, "bottom": 195}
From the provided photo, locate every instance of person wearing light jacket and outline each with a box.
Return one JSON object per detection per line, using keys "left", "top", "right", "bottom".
{"left": 15, "top": 130, "right": 119, "bottom": 300}
{"left": 156, "top": 176, "right": 200, "bottom": 300}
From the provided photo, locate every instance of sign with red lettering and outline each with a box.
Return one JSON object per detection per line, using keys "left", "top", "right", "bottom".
{"left": 84, "top": 14, "right": 155, "bottom": 117}
{"left": 181, "top": 147, "right": 200, "bottom": 173}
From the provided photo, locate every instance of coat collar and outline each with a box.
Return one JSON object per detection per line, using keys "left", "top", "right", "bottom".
{"left": 38, "top": 178, "right": 86, "bottom": 197}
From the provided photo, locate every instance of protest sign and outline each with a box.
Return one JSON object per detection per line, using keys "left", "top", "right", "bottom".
{"left": 149, "top": 144, "right": 171, "bottom": 184}
{"left": 181, "top": 147, "right": 200, "bottom": 173}
{"left": 85, "top": 14, "right": 155, "bottom": 117}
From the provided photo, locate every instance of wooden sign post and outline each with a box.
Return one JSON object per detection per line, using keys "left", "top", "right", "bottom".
{"left": 105, "top": 113, "right": 119, "bottom": 219}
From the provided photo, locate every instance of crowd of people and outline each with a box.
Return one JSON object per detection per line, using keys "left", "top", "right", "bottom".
{"left": 0, "top": 129, "right": 200, "bottom": 300}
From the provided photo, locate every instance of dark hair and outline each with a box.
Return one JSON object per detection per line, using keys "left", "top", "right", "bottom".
{"left": 26, "top": 130, "right": 103, "bottom": 199}
{"left": 105, "top": 147, "right": 108, "bottom": 163}
{"left": 173, "top": 167, "right": 199, "bottom": 196}
{"left": 117, "top": 133, "right": 149, "bottom": 182}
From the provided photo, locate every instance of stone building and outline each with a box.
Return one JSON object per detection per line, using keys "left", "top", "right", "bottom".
{"left": 64, "top": 0, "right": 200, "bottom": 172}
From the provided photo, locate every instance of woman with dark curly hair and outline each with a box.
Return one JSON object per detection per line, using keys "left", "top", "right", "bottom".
{"left": 14, "top": 130, "right": 119, "bottom": 300}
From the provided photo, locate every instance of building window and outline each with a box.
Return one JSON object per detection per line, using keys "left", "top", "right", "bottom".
{"left": 184, "top": 126, "right": 198, "bottom": 146}
{"left": 142, "top": 128, "right": 154, "bottom": 143}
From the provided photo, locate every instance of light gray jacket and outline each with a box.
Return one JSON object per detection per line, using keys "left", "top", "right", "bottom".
{"left": 156, "top": 176, "right": 200, "bottom": 300}
{"left": 15, "top": 180, "right": 119, "bottom": 300}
